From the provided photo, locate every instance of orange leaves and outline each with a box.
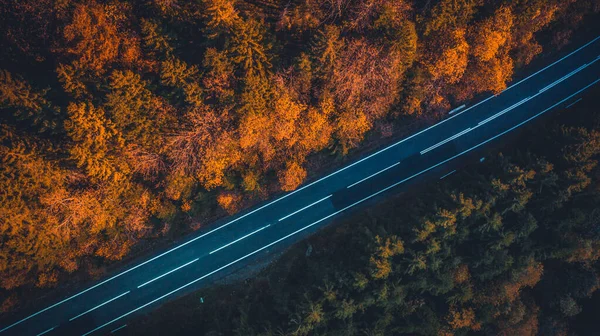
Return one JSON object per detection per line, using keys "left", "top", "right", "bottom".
{"left": 471, "top": 7, "right": 513, "bottom": 62}
{"left": 278, "top": 161, "right": 307, "bottom": 191}
{"left": 312, "top": 25, "right": 344, "bottom": 74}
{"left": 217, "top": 191, "right": 242, "bottom": 214}
{"left": 370, "top": 235, "right": 404, "bottom": 279}
{"left": 465, "top": 53, "right": 514, "bottom": 96}
{"left": 330, "top": 38, "right": 400, "bottom": 120}
{"left": 426, "top": 29, "right": 469, "bottom": 84}
{"left": 272, "top": 82, "right": 304, "bottom": 144}
{"left": 298, "top": 107, "right": 333, "bottom": 154}
{"left": 478, "top": 261, "right": 544, "bottom": 307}
{"left": 65, "top": 102, "right": 125, "bottom": 182}
{"left": 446, "top": 306, "right": 481, "bottom": 331}
{"left": 202, "top": 0, "right": 240, "bottom": 33}
{"left": 238, "top": 111, "right": 274, "bottom": 163}
{"left": 169, "top": 105, "right": 240, "bottom": 190}
{"left": 335, "top": 108, "right": 370, "bottom": 155}
{"left": 63, "top": 3, "right": 120, "bottom": 73}
{"left": 228, "top": 18, "right": 272, "bottom": 79}
{"left": 62, "top": 3, "right": 143, "bottom": 75}
{"left": 503, "top": 262, "right": 543, "bottom": 303}
{"left": 453, "top": 264, "right": 471, "bottom": 284}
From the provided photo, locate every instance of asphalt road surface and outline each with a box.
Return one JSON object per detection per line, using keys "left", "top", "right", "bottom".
{"left": 3, "top": 36, "right": 600, "bottom": 336}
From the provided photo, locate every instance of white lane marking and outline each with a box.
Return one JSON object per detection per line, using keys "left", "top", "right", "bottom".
{"left": 209, "top": 225, "right": 271, "bottom": 255}
{"left": 566, "top": 98, "right": 582, "bottom": 108}
{"left": 539, "top": 63, "right": 589, "bottom": 93}
{"left": 137, "top": 259, "right": 200, "bottom": 288}
{"left": 420, "top": 128, "right": 472, "bottom": 155}
{"left": 80, "top": 78, "right": 600, "bottom": 336}
{"left": 503, "top": 34, "right": 600, "bottom": 93}
{"left": 347, "top": 161, "right": 402, "bottom": 189}
{"left": 439, "top": 170, "right": 457, "bottom": 180}
{"left": 448, "top": 104, "right": 466, "bottom": 114}
{"left": 278, "top": 195, "right": 332, "bottom": 221}
{"left": 4, "top": 36, "right": 599, "bottom": 336}
{"left": 110, "top": 325, "right": 127, "bottom": 334}
{"left": 35, "top": 326, "right": 55, "bottom": 336}
{"left": 69, "top": 292, "right": 130, "bottom": 321}
{"left": 478, "top": 54, "right": 600, "bottom": 128}
{"left": 478, "top": 97, "right": 532, "bottom": 126}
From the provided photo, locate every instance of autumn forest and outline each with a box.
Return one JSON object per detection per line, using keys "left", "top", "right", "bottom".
{"left": 0, "top": 0, "right": 599, "bottom": 320}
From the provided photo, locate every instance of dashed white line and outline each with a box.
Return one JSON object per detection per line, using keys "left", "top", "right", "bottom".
{"left": 80, "top": 78, "right": 600, "bottom": 336}
{"left": 137, "top": 259, "right": 200, "bottom": 288}
{"left": 110, "top": 325, "right": 127, "bottom": 334}
{"left": 347, "top": 161, "right": 401, "bottom": 188}
{"left": 278, "top": 195, "right": 332, "bottom": 221}
{"left": 566, "top": 98, "right": 582, "bottom": 108}
{"left": 69, "top": 291, "right": 130, "bottom": 321}
{"left": 3, "top": 35, "right": 599, "bottom": 336}
{"left": 35, "top": 326, "right": 55, "bottom": 336}
{"left": 440, "top": 170, "right": 457, "bottom": 180}
{"left": 209, "top": 225, "right": 271, "bottom": 255}
{"left": 448, "top": 104, "right": 467, "bottom": 114}
{"left": 421, "top": 128, "right": 472, "bottom": 155}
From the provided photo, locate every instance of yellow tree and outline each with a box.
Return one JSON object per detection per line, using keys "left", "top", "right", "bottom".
{"left": 228, "top": 18, "right": 272, "bottom": 78}
{"left": 65, "top": 102, "right": 127, "bottom": 182}
{"left": 335, "top": 107, "right": 371, "bottom": 155}
{"left": 278, "top": 161, "right": 307, "bottom": 191}
{"left": 422, "top": 0, "right": 482, "bottom": 36}
{"left": 511, "top": 0, "right": 562, "bottom": 66}
{"left": 271, "top": 76, "right": 305, "bottom": 147}
{"left": 62, "top": 2, "right": 143, "bottom": 74}
{"left": 0, "top": 126, "right": 71, "bottom": 289}
{"left": 160, "top": 57, "right": 203, "bottom": 107}
{"left": 470, "top": 6, "right": 513, "bottom": 62}
{"left": 168, "top": 105, "right": 240, "bottom": 190}
{"left": 105, "top": 70, "right": 174, "bottom": 152}
{"left": 311, "top": 25, "right": 344, "bottom": 76}
{"left": 328, "top": 38, "right": 401, "bottom": 120}
{"left": 425, "top": 28, "right": 470, "bottom": 84}
{"left": 202, "top": 0, "right": 240, "bottom": 36}
{"left": 202, "top": 48, "right": 236, "bottom": 104}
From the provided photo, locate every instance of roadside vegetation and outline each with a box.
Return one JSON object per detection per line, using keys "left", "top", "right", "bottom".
{"left": 1, "top": 0, "right": 599, "bottom": 312}
{"left": 130, "top": 88, "right": 600, "bottom": 335}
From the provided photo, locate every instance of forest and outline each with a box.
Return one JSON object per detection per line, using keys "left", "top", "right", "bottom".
{"left": 1, "top": 0, "right": 599, "bottom": 311}
{"left": 129, "top": 87, "right": 600, "bottom": 335}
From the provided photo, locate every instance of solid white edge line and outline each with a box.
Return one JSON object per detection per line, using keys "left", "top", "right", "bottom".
{"left": 278, "top": 195, "right": 332, "bottom": 221}
{"left": 440, "top": 170, "right": 457, "bottom": 180}
{"left": 35, "top": 326, "right": 55, "bottom": 336}
{"left": 421, "top": 128, "right": 472, "bottom": 155}
{"left": 81, "top": 78, "right": 600, "bottom": 336}
{"left": 448, "top": 104, "right": 466, "bottom": 114}
{"left": 4, "top": 35, "right": 599, "bottom": 336}
{"left": 566, "top": 98, "right": 583, "bottom": 108}
{"left": 209, "top": 224, "right": 271, "bottom": 255}
{"left": 347, "top": 161, "right": 402, "bottom": 189}
{"left": 69, "top": 291, "right": 130, "bottom": 322}
{"left": 110, "top": 324, "right": 127, "bottom": 334}
{"left": 503, "top": 35, "right": 600, "bottom": 93}
{"left": 137, "top": 258, "right": 200, "bottom": 288}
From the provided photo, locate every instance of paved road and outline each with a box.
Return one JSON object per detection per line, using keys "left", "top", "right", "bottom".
{"left": 2, "top": 36, "right": 600, "bottom": 336}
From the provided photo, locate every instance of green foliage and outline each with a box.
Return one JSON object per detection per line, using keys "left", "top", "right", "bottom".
{"left": 0, "top": 0, "right": 597, "bottom": 309}
{"left": 130, "top": 91, "right": 600, "bottom": 335}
